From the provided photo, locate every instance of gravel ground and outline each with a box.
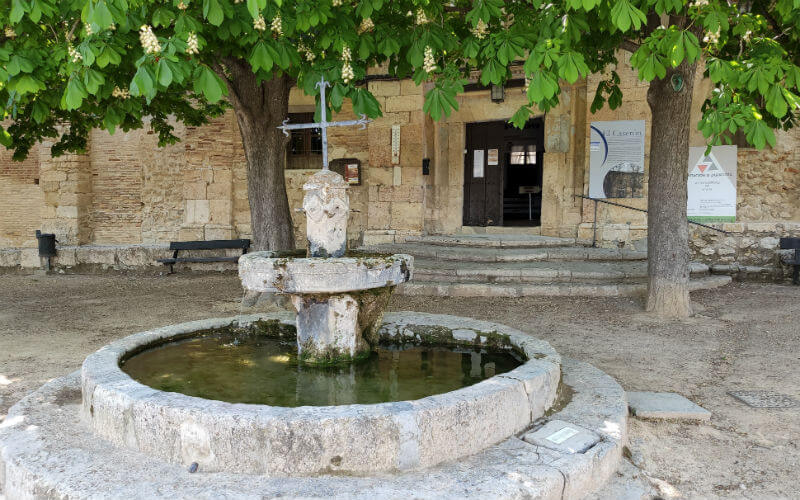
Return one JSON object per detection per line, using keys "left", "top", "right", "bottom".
{"left": 1, "top": 272, "right": 798, "bottom": 499}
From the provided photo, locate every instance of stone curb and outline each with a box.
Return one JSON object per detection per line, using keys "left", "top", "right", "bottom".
{"left": 81, "top": 312, "right": 561, "bottom": 476}
{"left": 398, "top": 275, "right": 732, "bottom": 298}
{"left": 366, "top": 244, "right": 648, "bottom": 263}
{"left": 0, "top": 358, "right": 626, "bottom": 500}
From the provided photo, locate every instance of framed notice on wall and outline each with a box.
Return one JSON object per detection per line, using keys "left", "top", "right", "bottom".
{"left": 588, "top": 120, "right": 645, "bottom": 199}
{"left": 329, "top": 158, "right": 362, "bottom": 185}
{"left": 687, "top": 146, "right": 737, "bottom": 222}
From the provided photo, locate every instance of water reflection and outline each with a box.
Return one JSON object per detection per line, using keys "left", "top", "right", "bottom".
{"left": 122, "top": 331, "right": 523, "bottom": 407}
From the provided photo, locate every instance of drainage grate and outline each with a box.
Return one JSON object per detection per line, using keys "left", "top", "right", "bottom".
{"left": 728, "top": 391, "right": 800, "bottom": 408}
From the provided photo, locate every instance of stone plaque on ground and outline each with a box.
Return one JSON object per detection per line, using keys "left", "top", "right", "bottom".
{"left": 728, "top": 391, "right": 800, "bottom": 408}
{"left": 522, "top": 419, "right": 600, "bottom": 454}
{"left": 627, "top": 391, "right": 711, "bottom": 421}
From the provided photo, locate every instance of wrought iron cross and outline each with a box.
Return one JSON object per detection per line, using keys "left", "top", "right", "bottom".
{"left": 278, "top": 77, "right": 371, "bottom": 170}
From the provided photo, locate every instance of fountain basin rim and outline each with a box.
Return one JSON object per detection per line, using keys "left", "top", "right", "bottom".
{"left": 238, "top": 252, "right": 413, "bottom": 294}
{"left": 81, "top": 312, "right": 561, "bottom": 476}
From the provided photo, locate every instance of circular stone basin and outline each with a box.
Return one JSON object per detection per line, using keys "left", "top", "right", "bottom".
{"left": 238, "top": 250, "right": 413, "bottom": 294}
{"left": 121, "top": 330, "right": 523, "bottom": 406}
{"left": 82, "top": 312, "right": 561, "bottom": 476}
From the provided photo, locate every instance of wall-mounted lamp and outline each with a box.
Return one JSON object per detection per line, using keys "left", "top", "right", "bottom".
{"left": 490, "top": 84, "right": 505, "bottom": 103}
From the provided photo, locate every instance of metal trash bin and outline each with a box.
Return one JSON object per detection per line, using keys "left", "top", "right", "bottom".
{"left": 35, "top": 230, "right": 57, "bottom": 258}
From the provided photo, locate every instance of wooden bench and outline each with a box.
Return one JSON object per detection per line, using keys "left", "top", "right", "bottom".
{"left": 157, "top": 239, "right": 250, "bottom": 274}
{"left": 780, "top": 237, "right": 800, "bottom": 285}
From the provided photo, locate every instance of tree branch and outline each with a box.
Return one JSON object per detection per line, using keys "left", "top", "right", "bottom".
{"left": 620, "top": 39, "right": 640, "bottom": 53}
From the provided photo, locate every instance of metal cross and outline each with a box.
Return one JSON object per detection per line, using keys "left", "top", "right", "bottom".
{"left": 278, "top": 77, "right": 371, "bottom": 170}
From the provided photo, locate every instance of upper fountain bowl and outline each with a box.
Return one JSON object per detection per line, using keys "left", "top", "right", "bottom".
{"left": 239, "top": 250, "right": 413, "bottom": 294}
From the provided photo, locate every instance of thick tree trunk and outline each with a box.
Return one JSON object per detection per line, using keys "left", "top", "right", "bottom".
{"left": 645, "top": 60, "right": 699, "bottom": 318}
{"left": 219, "top": 61, "right": 295, "bottom": 251}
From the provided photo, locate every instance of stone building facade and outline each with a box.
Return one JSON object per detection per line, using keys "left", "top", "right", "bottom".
{"left": 1, "top": 56, "right": 798, "bottom": 274}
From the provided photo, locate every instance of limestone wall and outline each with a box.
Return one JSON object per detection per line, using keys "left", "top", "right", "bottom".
{"left": 0, "top": 140, "right": 42, "bottom": 248}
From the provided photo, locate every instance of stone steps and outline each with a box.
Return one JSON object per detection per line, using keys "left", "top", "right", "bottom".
{"left": 397, "top": 275, "right": 732, "bottom": 298}
{"left": 412, "top": 259, "right": 710, "bottom": 284}
{"left": 368, "top": 243, "right": 647, "bottom": 263}
{"left": 403, "top": 234, "right": 577, "bottom": 248}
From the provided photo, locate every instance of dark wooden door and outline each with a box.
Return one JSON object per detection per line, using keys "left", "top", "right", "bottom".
{"left": 463, "top": 122, "right": 504, "bottom": 226}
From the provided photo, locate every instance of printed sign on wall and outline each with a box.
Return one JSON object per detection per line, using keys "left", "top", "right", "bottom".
{"left": 473, "top": 149, "right": 485, "bottom": 178}
{"left": 688, "top": 145, "right": 737, "bottom": 222}
{"left": 589, "top": 120, "right": 646, "bottom": 199}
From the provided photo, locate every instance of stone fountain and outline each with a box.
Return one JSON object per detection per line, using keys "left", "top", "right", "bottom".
{"left": 0, "top": 77, "right": 629, "bottom": 499}
{"left": 239, "top": 79, "right": 412, "bottom": 364}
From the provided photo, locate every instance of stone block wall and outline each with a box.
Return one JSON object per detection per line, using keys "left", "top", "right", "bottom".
{"left": 0, "top": 138, "right": 42, "bottom": 248}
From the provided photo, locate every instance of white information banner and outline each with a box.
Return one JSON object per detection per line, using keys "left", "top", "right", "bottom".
{"left": 473, "top": 149, "right": 484, "bottom": 178}
{"left": 687, "top": 145, "right": 737, "bottom": 223}
{"left": 589, "top": 120, "right": 646, "bottom": 198}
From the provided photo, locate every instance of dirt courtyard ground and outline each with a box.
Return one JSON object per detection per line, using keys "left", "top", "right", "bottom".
{"left": 1, "top": 272, "right": 798, "bottom": 499}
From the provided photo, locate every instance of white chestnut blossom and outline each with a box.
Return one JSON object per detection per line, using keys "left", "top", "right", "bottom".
{"left": 112, "top": 86, "right": 131, "bottom": 99}
{"left": 298, "top": 43, "right": 316, "bottom": 62}
{"left": 415, "top": 9, "right": 428, "bottom": 25}
{"left": 85, "top": 23, "right": 94, "bottom": 36}
{"left": 271, "top": 14, "right": 282, "bottom": 36}
{"left": 68, "top": 45, "right": 83, "bottom": 63}
{"left": 4, "top": 27, "right": 16, "bottom": 38}
{"left": 423, "top": 45, "right": 437, "bottom": 73}
{"left": 358, "top": 17, "right": 374, "bottom": 34}
{"left": 471, "top": 19, "right": 489, "bottom": 39}
{"left": 341, "top": 45, "right": 354, "bottom": 84}
{"left": 139, "top": 25, "right": 161, "bottom": 54}
{"left": 178, "top": 1, "right": 188, "bottom": 9}
{"left": 332, "top": 0, "right": 343, "bottom": 6}
{"left": 703, "top": 29, "right": 720, "bottom": 44}
{"left": 253, "top": 15, "right": 267, "bottom": 31}
{"left": 186, "top": 32, "right": 199, "bottom": 55}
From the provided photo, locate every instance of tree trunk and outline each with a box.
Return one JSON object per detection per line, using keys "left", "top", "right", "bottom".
{"left": 645, "top": 60, "right": 698, "bottom": 318}
{"left": 220, "top": 61, "right": 295, "bottom": 251}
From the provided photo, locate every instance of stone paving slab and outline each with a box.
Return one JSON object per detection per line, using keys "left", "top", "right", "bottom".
{"left": 0, "top": 358, "right": 627, "bottom": 500}
{"left": 627, "top": 392, "right": 712, "bottom": 421}
{"left": 522, "top": 420, "right": 601, "bottom": 454}
{"left": 727, "top": 390, "right": 800, "bottom": 408}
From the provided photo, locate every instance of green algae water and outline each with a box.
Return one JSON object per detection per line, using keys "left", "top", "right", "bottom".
{"left": 121, "top": 330, "right": 523, "bottom": 407}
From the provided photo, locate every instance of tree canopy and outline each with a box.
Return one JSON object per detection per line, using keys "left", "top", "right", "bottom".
{"left": 2, "top": 0, "right": 799, "bottom": 159}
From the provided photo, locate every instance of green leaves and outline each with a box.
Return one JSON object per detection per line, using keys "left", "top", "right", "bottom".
{"left": 557, "top": 52, "right": 589, "bottom": 83}
{"left": 610, "top": 0, "right": 646, "bottom": 32}
{"left": 423, "top": 80, "right": 463, "bottom": 121}
{"left": 526, "top": 71, "right": 559, "bottom": 102}
{"left": 744, "top": 119, "right": 776, "bottom": 149}
{"left": 351, "top": 88, "right": 382, "bottom": 118}
{"left": 10, "top": 0, "right": 26, "bottom": 24}
{"left": 193, "top": 65, "right": 227, "bottom": 103}
{"left": 249, "top": 42, "right": 274, "bottom": 72}
{"left": 667, "top": 31, "right": 700, "bottom": 67}
{"left": 64, "top": 77, "right": 88, "bottom": 110}
{"left": 203, "top": 0, "right": 224, "bottom": 26}
{"left": 9, "top": 74, "right": 45, "bottom": 94}
{"left": 89, "top": 0, "right": 115, "bottom": 29}
{"left": 247, "top": 0, "right": 267, "bottom": 19}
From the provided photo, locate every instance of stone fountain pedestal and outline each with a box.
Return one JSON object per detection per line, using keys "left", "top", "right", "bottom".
{"left": 239, "top": 170, "right": 412, "bottom": 364}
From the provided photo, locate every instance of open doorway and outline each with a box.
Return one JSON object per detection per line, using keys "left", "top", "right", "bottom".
{"left": 463, "top": 117, "right": 544, "bottom": 227}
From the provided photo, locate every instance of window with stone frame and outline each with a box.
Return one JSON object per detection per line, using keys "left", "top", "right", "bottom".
{"left": 287, "top": 113, "right": 323, "bottom": 170}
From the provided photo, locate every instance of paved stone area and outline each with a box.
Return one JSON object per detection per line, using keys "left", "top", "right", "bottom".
{"left": 627, "top": 392, "right": 712, "bottom": 421}
{"left": 1, "top": 275, "right": 798, "bottom": 498}
{"left": 728, "top": 390, "right": 800, "bottom": 408}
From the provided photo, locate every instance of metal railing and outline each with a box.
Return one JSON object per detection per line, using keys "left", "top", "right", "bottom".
{"left": 574, "top": 194, "right": 729, "bottom": 248}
